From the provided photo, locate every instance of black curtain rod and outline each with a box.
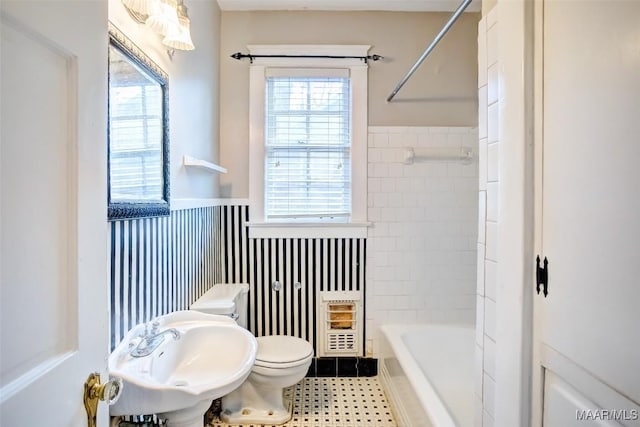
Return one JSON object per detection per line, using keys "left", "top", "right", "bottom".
{"left": 231, "top": 52, "right": 383, "bottom": 63}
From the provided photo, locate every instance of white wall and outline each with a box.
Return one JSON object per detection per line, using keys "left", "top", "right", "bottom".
{"left": 367, "top": 126, "right": 478, "bottom": 356}
{"left": 108, "top": 0, "right": 222, "bottom": 199}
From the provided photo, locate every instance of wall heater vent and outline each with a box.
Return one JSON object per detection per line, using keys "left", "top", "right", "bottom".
{"left": 318, "top": 291, "right": 362, "bottom": 357}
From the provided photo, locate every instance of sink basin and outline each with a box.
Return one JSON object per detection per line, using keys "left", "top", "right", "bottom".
{"left": 109, "top": 311, "right": 257, "bottom": 427}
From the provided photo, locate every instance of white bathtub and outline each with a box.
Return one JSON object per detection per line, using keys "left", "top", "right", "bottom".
{"left": 379, "top": 324, "right": 475, "bottom": 427}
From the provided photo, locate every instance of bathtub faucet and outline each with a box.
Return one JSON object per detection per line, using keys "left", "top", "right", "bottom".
{"left": 130, "top": 321, "right": 180, "bottom": 357}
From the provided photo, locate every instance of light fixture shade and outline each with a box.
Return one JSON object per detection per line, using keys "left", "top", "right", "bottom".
{"left": 122, "top": 0, "right": 158, "bottom": 16}
{"left": 163, "top": 14, "right": 194, "bottom": 51}
{"left": 145, "top": 0, "right": 179, "bottom": 36}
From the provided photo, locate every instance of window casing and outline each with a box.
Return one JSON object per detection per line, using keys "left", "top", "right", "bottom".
{"left": 248, "top": 45, "right": 369, "bottom": 238}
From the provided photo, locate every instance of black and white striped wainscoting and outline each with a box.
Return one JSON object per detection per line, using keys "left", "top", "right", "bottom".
{"left": 109, "top": 206, "right": 223, "bottom": 350}
{"left": 220, "top": 204, "right": 367, "bottom": 355}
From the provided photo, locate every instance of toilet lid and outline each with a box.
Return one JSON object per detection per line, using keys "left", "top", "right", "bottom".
{"left": 255, "top": 335, "right": 313, "bottom": 365}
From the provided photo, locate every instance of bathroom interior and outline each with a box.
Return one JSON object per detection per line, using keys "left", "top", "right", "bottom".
{"left": 1, "top": 0, "right": 639, "bottom": 427}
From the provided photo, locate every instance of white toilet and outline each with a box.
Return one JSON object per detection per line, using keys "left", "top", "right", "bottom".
{"left": 190, "top": 283, "right": 313, "bottom": 425}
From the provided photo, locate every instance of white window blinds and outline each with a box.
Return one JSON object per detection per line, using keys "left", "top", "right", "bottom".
{"left": 265, "top": 69, "right": 351, "bottom": 221}
{"left": 109, "top": 48, "right": 164, "bottom": 201}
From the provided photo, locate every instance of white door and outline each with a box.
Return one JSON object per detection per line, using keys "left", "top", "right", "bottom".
{"left": 534, "top": 1, "right": 640, "bottom": 425}
{"left": 0, "top": 1, "right": 110, "bottom": 426}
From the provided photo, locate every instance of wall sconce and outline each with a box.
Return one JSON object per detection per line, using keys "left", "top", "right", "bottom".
{"left": 122, "top": 0, "right": 195, "bottom": 51}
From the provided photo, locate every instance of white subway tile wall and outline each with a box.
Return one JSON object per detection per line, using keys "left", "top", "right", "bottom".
{"left": 479, "top": 86, "right": 488, "bottom": 140}
{"left": 487, "top": 104, "right": 500, "bottom": 144}
{"left": 475, "top": 342, "right": 484, "bottom": 397}
{"left": 487, "top": 64, "right": 500, "bottom": 106}
{"left": 479, "top": 137, "right": 488, "bottom": 192}
{"left": 483, "top": 373, "right": 496, "bottom": 419}
{"left": 475, "top": 392, "right": 485, "bottom": 427}
{"left": 367, "top": 126, "right": 478, "bottom": 356}
{"left": 486, "top": 182, "right": 499, "bottom": 222}
{"left": 483, "top": 335, "right": 497, "bottom": 380}
{"left": 476, "top": 8, "right": 499, "bottom": 426}
{"left": 484, "top": 298, "right": 497, "bottom": 342}
{"left": 485, "top": 221, "right": 498, "bottom": 262}
{"left": 476, "top": 296, "right": 485, "bottom": 348}
{"left": 485, "top": 260, "right": 498, "bottom": 302}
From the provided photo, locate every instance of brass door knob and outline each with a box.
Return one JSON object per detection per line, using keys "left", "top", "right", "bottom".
{"left": 83, "top": 373, "right": 123, "bottom": 427}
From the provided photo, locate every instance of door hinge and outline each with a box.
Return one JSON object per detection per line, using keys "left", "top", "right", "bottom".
{"left": 536, "top": 255, "right": 549, "bottom": 297}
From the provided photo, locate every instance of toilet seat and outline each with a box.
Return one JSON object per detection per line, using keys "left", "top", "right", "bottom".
{"left": 255, "top": 335, "right": 313, "bottom": 369}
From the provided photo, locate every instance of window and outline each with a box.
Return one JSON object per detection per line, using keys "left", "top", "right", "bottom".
{"left": 109, "top": 72, "right": 164, "bottom": 200}
{"left": 265, "top": 71, "right": 351, "bottom": 221}
{"left": 108, "top": 25, "right": 170, "bottom": 220}
{"left": 248, "top": 45, "right": 369, "bottom": 238}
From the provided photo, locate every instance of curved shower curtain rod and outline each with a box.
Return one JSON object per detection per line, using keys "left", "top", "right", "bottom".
{"left": 386, "top": 0, "right": 474, "bottom": 102}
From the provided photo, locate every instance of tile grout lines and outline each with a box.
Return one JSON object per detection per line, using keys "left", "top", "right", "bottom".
{"left": 208, "top": 377, "right": 397, "bottom": 427}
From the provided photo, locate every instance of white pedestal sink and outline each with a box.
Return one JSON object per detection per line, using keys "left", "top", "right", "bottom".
{"left": 109, "top": 311, "right": 257, "bottom": 427}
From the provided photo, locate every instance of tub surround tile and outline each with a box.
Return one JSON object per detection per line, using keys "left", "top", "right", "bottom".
{"left": 367, "top": 127, "right": 479, "bottom": 353}
{"left": 485, "top": 260, "right": 498, "bottom": 302}
{"left": 475, "top": 395, "right": 485, "bottom": 427}
{"left": 477, "top": 244, "right": 486, "bottom": 296}
{"left": 478, "top": 19, "right": 488, "bottom": 88}
{"left": 483, "top": 373, "right": 496, "bottom": 418}
{"left": 483, "top": 336, "right": 497, "bottom": 380}
{"left": 475, "top": 344, "right": 484, "bottom": 398}
{"left": 485, "top": 221, "right": 498, "bottom": 262}
{"left": 479, "top": 139, "right": 488, "bottom": 191}
{"left": 487, "top": 142, "right": 499, "bottom": 182}
{"left": 478, "top": 191, "right": 487, "bottom": 244}
{"left": 483, "top": 410, "right": 495, "bottom": 427}
{"left": 487, "top": 64, "right": 500, "bottom": 106}
{"left": 476, "top": 296, "right": 485, "bottom": 347}
{"left": 478, "top": 11, "right": 500, "bottom": 427}
{"left": 486, "top": 182, "right": 499, "bottom": 222}
{"left": 487, "top": 22, "right": 499, "bottom": 66}
{"left": 488, "top": 104, "right": 499, "bottom": 144}
{"left": 484, "top": 298, "right": 497, "bottom": 341}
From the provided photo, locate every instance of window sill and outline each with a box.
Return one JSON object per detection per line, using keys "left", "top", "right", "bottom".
{"left": 247, "top": 222, "right": 370, "bottom": 239}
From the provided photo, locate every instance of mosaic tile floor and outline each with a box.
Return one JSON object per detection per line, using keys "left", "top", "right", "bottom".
{"left": 208, "top": 377, "right": 397, "bottom": 427}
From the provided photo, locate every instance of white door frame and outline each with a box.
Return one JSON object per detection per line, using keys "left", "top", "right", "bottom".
{"left": 531, "top": 0, "right": 545, "bottom": 424}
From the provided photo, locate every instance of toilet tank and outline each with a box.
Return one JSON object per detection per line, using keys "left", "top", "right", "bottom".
{"left": 190, "top": 283, "right": 250, "bottom": 329}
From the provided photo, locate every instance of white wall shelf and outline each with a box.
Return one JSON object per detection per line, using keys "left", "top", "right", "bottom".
{"left": 404, "top": 147, "right": 473, "bottom": 164}
{"left": 182, "top": 155, "right": 227, "bottom": 173}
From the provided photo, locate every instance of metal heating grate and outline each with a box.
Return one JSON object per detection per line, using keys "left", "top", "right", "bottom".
{"left": 319, "top": 291, "right": 362, "bottom": 356}
{"left": 327, "top": 331, "right": 357, "bottom": 352}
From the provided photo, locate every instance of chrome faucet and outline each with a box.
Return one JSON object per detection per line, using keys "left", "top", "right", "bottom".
{"left": 130, "top": 321, "right": 180, "bottom": 357}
